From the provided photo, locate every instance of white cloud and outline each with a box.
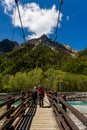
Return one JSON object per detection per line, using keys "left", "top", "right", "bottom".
{"left": 2, "top": 0, "right": 15, "bottom": 14}
{"left": 66, "top": 16, "right": 70, "bottom": 21}
{"left": 2, "top": 0, "right": 63, "bottom": 39}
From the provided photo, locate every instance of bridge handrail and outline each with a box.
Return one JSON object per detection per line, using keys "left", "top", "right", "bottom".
{"left": 0, "top": 97, "right": 15, "bottom": 108}
{"left": 59, "top": 96, "right": 87, "bottom": 127}
{"left": 0, "top": 91, "right": 33, "bottom": 130}
{"left": 47, "top": 93, "right": 79, "bottom": 130}
{"left": 46, "top": 91, "right": 87, "bottom": 130}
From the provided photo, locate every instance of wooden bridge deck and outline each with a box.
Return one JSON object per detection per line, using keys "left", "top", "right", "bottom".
{"left": 30, "top": 95, "right": 59, "bottom": 130}
{"left": 1, "top": 91, "right": 87, "bottom": 130}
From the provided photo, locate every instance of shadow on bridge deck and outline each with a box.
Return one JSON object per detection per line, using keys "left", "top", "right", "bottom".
{"left": 30, "top": 95, "right": 59, "bottom": 130}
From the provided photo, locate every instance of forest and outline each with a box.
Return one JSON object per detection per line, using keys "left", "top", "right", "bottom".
{"left": 0, "top": 43, "right": 87, "bottom": 92}
{"left": 0, "top": 68, "right": 87, "bottom": 93}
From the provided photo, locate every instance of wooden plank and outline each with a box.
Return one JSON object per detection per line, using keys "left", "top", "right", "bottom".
{"left": 30, "top": 95, "right": 59, "bottom": 130}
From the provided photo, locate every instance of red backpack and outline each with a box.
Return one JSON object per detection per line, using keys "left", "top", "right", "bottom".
{"left": 38, "top": 88, "right": 44, "bottom": 97}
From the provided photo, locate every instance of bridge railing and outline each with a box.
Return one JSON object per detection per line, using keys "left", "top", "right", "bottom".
{"left": 46, "top": 91, "right": 87, "bottom": 130}
{"left": 0, "top": 91, "right": 33, "bottom": 130}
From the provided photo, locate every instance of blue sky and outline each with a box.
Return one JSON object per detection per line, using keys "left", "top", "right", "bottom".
{"left": 0, "top": 0, "right": 87, "bottom": 50}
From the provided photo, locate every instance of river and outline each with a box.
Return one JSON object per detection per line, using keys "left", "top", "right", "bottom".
{"left": 68, "top": 101, "right": 87, "bottom": 130}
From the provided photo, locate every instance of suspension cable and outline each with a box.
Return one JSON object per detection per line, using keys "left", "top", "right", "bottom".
{"left": 12, "top": 7, "right": 16, "bottom": 41}
{"left": 55, "top": 0, "right": 63, "bottom": 41}
{"left": 15, "top": 0, "right": 26, "bottom": 42}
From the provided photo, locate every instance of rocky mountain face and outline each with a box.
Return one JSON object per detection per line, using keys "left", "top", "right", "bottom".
{"left": 0, "top": 35, "right": 78, "bottom": 56}
{"left": 23, "top": 34, "right": 78, "bottom": 56}
{"left": 0, "top": 35, "right": 87, "bottom": 76}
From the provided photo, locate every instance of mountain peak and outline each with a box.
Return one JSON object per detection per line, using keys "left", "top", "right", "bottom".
{"left": 0, "top": 39, "right": 19, "bottom": 53}
{"left": 40, "top": 34, "right": 48, "bottom": 39}
{"left": 2, "top": 39, "right": 9, "bottom": 42}
{"left": 39, "top": 34, "right": 49, "bottom": 43}
{"left": 24, "top": 34, "right": 78, "bottom": 56}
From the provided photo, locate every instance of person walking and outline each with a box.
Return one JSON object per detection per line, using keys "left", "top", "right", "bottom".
{"left": 37, "top": 86, "right": 45, "bottom": 107}
{"left": 32, "top": 87, "right": 38, "bottom": 104}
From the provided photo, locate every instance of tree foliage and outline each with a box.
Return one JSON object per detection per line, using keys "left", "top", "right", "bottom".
{"left": 0, "top": 68, "right": 87, "bottom": 92}
{"left": 0, "top": 43, "right": 87, "bottom": 92}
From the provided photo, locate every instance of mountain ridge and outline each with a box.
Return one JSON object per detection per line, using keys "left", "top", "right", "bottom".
{"left": 22, "top": 34, "right": 78, "bottom": 56}
{"left": 0, "top": 39, "right": 19, "bottom": 53}
{"left": 0, "top": 35, "right": 78, "bottom": 56}
{"left": 0, "top": 35, "right": 87, "bottom": 76}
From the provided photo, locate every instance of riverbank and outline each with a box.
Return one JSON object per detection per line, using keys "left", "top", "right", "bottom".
{"left": 66, "top": 92, "right": 87, "bottom": 101}
{"left": 68, "top": 104, "right": 87, "bottom": 130}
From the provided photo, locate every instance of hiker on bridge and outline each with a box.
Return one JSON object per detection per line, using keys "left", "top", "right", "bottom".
{"left": 32, "top": 86, "right": 38, "bottom": 104}
{"left": 37, "top": 86, "right": 45, "bottom": 107}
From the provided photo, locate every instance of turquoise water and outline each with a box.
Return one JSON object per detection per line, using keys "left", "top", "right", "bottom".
{"left": 13, "top": 100, "right": 21, "bottom": 105}
{"left": 0, "top": 100, "right": 21, "bottom": 105}
{"left": 0, "top": 99, "right": 87, "bottom": 106}
{"left": 0, "top": 100, "right": 5, "bottom": 104}
{"left": 68, "top": 100, "right": 87, "bottom": 106}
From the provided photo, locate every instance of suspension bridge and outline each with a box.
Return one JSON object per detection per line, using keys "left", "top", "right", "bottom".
{"left": 0, "top": 90, "right": 87, "bottom": 130}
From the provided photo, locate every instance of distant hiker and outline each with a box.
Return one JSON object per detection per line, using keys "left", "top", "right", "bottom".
{"left": 37, "top": 86, "right": 45, "bottom": 107}
{"left": 32, "top": 87, "right": 38, "bottom": 104}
